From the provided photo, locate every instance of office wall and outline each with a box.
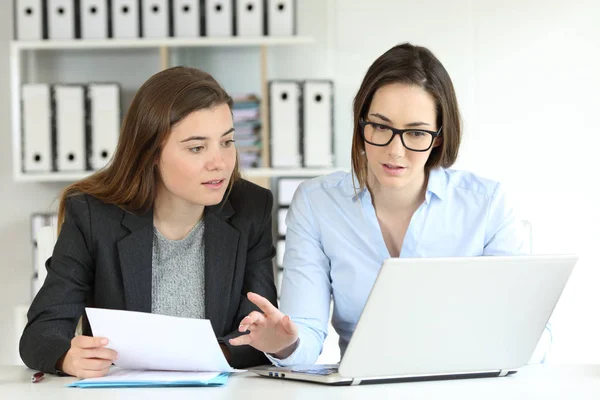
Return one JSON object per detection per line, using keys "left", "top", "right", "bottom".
{"left": 1, "top": 0, "right": 598, "bottom": 365}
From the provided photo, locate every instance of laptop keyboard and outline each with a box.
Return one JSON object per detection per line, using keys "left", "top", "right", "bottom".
{"left": 290, "top": 365, "right": 340, "bottom": 376}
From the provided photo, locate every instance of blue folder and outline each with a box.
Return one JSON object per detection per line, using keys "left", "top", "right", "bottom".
{"left": 67, "top": 372, "right": 229, "bottom": 388}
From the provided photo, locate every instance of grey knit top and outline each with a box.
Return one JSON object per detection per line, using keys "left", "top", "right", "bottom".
{"left": 151, "top": 220, "right": 205, "bottom": 319}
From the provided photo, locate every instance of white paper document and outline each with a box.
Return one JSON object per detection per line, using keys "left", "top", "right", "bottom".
{"left": 85, "top": 308, "right": 241, "bottom": 373}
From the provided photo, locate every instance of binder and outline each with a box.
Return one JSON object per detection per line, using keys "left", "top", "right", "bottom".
{"left": 302, "top": 80, "right": 334, "bottom": 167}
{"left": 87, "top": 83, "right": 121, "bottom": 170}
{"left": 80, "top": 0, "right": 109, "bottom": 39}
{"left": 21, "top": 84, "right": 52, "bottom": 172}
{"left": 47, "top": 0, "right": 77, "bottom": 40}
{"left": 172, "top": 0, "right": 201, "bottom": 37}
{"left": 277, "top": 208, "right": 288, "bottom": 237}
{"left": 276, "top": 178, "right": 305, "bottom": 206}
{"left": 236, "top": 0, "right": 264, "bottom": 37}
{"left": 266, "top": 0, "right": 295, "bottom": 36}
{"left": 112, "top": 0, "right": 140, "bottom": 38}
{"left": 33, "top": 225, "right": 57, "bottom": 298}
{"left": 269, "top": 81, "right": 302, "bottom": 168}
{"left": 276, "top": 267, "right": 283, "bottom": 298}
{"left": 14, "top": 0, "right": 44, "bottom": 40}
{"left": 205, "top": 0, "right": 233, "bottom": 37}
{"left": 53, "top": 85, "right": 87, "bottom": 171}
{"left": 31, "top": 215, "right": 57, "bottom": 299}
{"left": 276, "top": 240, "right": 285, "bottom": 267}
{"left": 141, "top": 0, "right": 169, "bottom": 38}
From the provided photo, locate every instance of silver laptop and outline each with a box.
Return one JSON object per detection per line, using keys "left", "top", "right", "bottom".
{"left": 252, "top": 255, "right": 577, "bottom": 385}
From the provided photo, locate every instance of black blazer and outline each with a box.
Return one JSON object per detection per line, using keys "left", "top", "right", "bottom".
{"left": 20, "top": 179, "right": 278, "bottom": 373}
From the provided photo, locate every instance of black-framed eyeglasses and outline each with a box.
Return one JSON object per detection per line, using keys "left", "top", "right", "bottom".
{"left": 359, "top": 119, "right": 442, "bottom": 152}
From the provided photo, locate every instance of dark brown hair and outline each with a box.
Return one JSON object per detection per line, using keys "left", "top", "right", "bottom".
{"left": 57, "top": 66, "right": 239, "bottom": 230}
{"left": 351, "top": 43, "right": 461, "bottom": 191}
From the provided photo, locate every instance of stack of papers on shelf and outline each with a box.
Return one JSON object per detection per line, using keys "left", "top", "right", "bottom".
{"left": 233, "top": 94, "right": 262, "bottom": 168}
{"left": 66, "top": 308, "right": 242, "bottom": 389}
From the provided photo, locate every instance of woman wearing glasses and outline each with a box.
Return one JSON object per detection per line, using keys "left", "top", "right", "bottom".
{"left": 230, "top": 43, "right": 529, "bottom": 365}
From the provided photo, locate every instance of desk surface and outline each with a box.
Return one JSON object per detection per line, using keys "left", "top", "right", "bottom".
{"left": 1, "top": 365, "right": 599, "bottom": 399}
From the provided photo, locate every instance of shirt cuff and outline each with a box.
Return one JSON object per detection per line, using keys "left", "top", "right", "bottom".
{"left": 264, "top": 339, "right": 304, "bottom": 367}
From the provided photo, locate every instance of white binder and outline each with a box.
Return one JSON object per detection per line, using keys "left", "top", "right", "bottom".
{"left": 276, "top": 268, "right": 283, "bottom": 298}
{"left": 276, "top": 240, "right": 286, "bottom": 267}
{"left": 33, "top": 225, "right": 57, "bottom": 298}
{"left": 267, "top": 0, "right": 295, "bottom": 36}
{"left": 277, "top": 208, "right": 288, "bottom": 236}
{"left": 15, "top": 0, "right": 43, "bottom": 40}
{"left": 21, "top": 84, "right": 52, "bottom": 172}
{"left": 141, "top": 0, "right": 169, "bottom": 38}
{"left": 205, "top": 0, "right": 233, "bottom": 37}
{"left": 80, "top": 0, "right": 109, "bottom": 39}
{"left": 87, "top": 83, "right": 121, "bottom": 170}
{"left": 47, "top": 0, "right": 76, "bottom": 40}
{"left": 277, "top": 178, "right": 305, "bottom": 206}
{"left": 236, "top": 0, "right": 264, "bottom": 37}
{"left": 270, "top": 81, "right": 302, "bottom": 168}
{"left": 173, "top": 0, "right": 201, "bottom": 37}
{"left": 54, "top": 85, "right": 86, "bottom": 171}
{"left": 303, "top": 80, "right": 334, "bottom": 167}
{"left": 31, "top": 218, "right": 57, "bottom": 299}
{"left": 112, "top": 0, "right": 140, "bottom": 38}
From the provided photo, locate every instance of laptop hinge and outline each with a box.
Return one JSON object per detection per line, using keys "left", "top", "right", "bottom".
{"left": 499, "top": 369, "right": 511, "bottom": 377}
{"left": 350, "top": 378, "right": 362, "bottom": 386}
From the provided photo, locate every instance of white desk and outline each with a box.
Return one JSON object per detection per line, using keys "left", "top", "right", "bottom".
{"left": 1, "top": 365, "right": 599, "bottom": 399}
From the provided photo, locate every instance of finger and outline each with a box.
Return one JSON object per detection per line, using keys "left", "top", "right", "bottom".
{"left": 229, "top": 334, "right": 253, "bottom": 347}
{"left": 238, "top": 311, "right": 265, "bottom": 332}
{"left": 73, "top": 335, "right": 109, "bottom": 349}
{"left": 81, "top": 347, "right": 118, "bottom": 361}
{"left": 281, "top": 315, "right": 299, "bottom": 336}
{"left": 247, "top": 292, "right": 277, "bottom": 316}
{"left": 247, "top": 322, "right": 264, "bottom": 332}
{"left": 79, "top": 358, "right": 113, "bottom": 371}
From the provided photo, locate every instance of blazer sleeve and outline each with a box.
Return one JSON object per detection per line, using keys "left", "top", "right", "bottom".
{"left": 218, "top": 189, "right": 278, "bottom": 368}
{"left": 19, "top": 195, "right": 95, "bottom": 373}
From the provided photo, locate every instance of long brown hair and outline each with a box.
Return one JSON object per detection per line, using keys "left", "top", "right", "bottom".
{"left": 57, "top": 66, "right": 240, "bottom": 230}
{"left": 351, "top": 43, "right": 462, "bottom": 192}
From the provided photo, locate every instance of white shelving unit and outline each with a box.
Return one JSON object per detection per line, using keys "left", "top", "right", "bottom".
{"left": 10, "top": 36, "right": 325, "bottom": 184}
{"left": 13, "top": 168, "right": 343, "bottom": 183}
{"left": 12, "top": 37, "right": 314, "bottom": 51}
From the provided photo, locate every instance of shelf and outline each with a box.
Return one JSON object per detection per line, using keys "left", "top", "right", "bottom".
{"left": 14, "top": 168, "right": 343, "bottom": 183}
{"left": 11, "top": 36, "right": 314, "bottom": 51}
{"left": 242, "top": 168, "right": 343, "bottom": 178}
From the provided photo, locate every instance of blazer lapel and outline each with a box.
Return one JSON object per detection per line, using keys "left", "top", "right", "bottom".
{"left": 117, "top": 209, "right": 153, "bottom": 313}
{"left": 204, "top": 199, "right": 240, "bottom": 334}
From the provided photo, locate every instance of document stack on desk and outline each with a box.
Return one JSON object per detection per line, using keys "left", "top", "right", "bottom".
{"left": 68, "top": 369, "right": 229, "bottom": 388}
{"left": 67, "top": 308, "right": 242, "bottom": 388}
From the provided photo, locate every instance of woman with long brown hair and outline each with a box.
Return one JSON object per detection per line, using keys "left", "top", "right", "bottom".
{"left": 229, "top": 43, "right": 535, "bottom": 365}
{"left": 20, "top": 66, "right": 277, "bottom": 377}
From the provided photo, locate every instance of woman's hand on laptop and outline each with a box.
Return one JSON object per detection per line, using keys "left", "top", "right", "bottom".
{"left": 229, "top": 292, "right": 299, "bottom": 359}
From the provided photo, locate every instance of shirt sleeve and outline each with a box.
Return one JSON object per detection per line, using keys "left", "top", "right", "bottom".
{"left": 265, "top": 183, "right": 332, "bottom": 367}
{"left": 483, "top": 182, "right": 552, "bottom": 363}
{"left": 483, "top": 183, "right": 529, "bottom": 256}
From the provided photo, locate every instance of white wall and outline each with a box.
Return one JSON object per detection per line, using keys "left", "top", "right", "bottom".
{"left": 1, "top": 0, "right": 598, "bottom": 365}
{"left": 468, "top": 0, "right": 600, "bottom": 363}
